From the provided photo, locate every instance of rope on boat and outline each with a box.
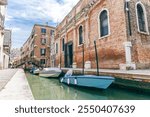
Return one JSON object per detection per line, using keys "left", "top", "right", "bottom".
{"left": 67, "top": 78, "right": 70, "bottom": 85}
{"left": 60, "top": 78, "right": 63, "bottom": 83}
{"left": 74, "top": 78, "right": 77, "bottom": 85}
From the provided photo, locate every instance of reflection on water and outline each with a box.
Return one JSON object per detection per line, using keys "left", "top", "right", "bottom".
{"left": 26, "top": 73, "right": 150, "bottom": 100}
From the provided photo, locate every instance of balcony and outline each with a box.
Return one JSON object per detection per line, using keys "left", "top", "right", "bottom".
{"left": 0, "top": 0, "right": 7, "bottom": 5}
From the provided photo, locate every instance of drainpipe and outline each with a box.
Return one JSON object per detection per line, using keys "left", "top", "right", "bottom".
{"left": 125, "top": 0, "right": 132, "bottom": 36}
{"left": 60, "top": 52, "right": 62, "bottom": 69}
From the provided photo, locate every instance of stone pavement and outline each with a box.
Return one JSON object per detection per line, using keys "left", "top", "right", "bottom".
{"left": 0, "top": 69, "right": 34, "bottom": 100}
{"left": 0, "top": 69, "right": 17, "bottom": 91}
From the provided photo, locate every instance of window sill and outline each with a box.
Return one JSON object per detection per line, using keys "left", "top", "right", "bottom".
{"left": 78, "top": 44, "right": 84, "bottom": 48}
{"left": 138, "top": 31, "right": 149, "bottom": 35}
{"left": 99, "top": 34, "right": 110, "bottom": 39}
{"left": 41, "top": 33, "right": 46, "bottom": 34}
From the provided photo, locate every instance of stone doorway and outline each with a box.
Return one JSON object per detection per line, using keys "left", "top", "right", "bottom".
{"left": 64, "top": 42, "right": 73, "bottom": 68}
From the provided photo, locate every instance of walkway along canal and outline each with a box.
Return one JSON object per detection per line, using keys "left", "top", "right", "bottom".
{"left": 26, "top": 73, "right": 150, "bottom": 100}
{"left": 0, "top": 69, "right": 33, "bottom": 100}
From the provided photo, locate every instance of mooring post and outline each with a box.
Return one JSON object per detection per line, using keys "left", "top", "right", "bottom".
{"left": 82, "top": 43, "right": 85, "bottom": 75}
{"left": 94, "top": 40, "right": 99, "bottom": 76}
{"left": 60, "top": 52, "right": 62, "bottom": 69}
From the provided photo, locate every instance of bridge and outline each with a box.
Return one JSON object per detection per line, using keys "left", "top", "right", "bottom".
{"left": 13, "top": 58, "right": 42, "bottom": 69}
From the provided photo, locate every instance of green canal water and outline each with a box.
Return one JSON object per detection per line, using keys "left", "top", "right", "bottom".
{"left": 26, "top": 73, "right": 150, "bottom": 100}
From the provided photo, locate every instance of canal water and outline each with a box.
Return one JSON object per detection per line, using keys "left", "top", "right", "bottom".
{"left": 26, "top": 73, "right": 150, "bottom": 100}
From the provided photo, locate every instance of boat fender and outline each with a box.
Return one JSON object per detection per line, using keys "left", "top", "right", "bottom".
{"left": 67, "top": 78, "right": 70, "bottom": 85}
{"left": 74, "top": 78, "right": 77, "bottom": 85}
{"left": 60, "top": 78, "right": 63, "bottom": 83}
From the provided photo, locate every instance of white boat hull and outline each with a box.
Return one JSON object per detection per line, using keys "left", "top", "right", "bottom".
{"left": 33, "top": 69, "right": 40, "bottom": 75}
{"left": 39, "top": 68, "right": 62, "bottom": 78}
{"left": 39, "top": 73, "right": 61, "bottom": 78}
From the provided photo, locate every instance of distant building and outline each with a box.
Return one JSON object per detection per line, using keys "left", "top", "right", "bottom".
{"left": 0, "top": 0, "right": 8, "bottom": 69}
{"left": 10, "top": 48, "right": 21, "bottom": 61}
{"left": 3, "top": 29, "right": 11, "bottom": 53}
{"left": 50, "top": 29, "right": 55, "bottom": 67}
{"left": 54, "top": 0, "right": 150, "bottom": 70}
{"left": 20, "top": 24, "right": 55, "bottom": 68}
{"left": 11, "top": 48, "right": 21, "bottom": 68}
{"left": 3, "top": 29, "right": 11, "bottom": 68}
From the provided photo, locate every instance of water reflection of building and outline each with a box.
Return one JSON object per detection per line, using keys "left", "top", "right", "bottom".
{"left": 54, "top": 0, "right": 150, "bottom": 70}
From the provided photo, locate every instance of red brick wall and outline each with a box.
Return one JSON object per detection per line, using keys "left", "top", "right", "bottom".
{"left": 86, "top": 0, "right": 127, "bottom": 69}
{"left": 54, "top": 0, "right": 128, "bottom": 69}
{"left": 55, "top": 0, "right": 150, "bottom": 69}
{"left": 127, "top": 0, "right": 150, "bottom": 69}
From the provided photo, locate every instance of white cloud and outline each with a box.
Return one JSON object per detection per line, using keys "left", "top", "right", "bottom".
{"left": 5, "top": 13, "right": 13, "bottom": 21}
{"left": 44, "top": 0, "right": 79, "bottom": 22}
{"left": 5, "top": 0, "right": 80, "bottom": 48}
{"left": 12, "top": 27, "right": 21, "bottom": 32}
{"left": 7, "top": 0, "right": 79, "bottom": 23}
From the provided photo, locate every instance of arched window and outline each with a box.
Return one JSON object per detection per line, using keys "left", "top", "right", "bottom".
{"left": 79, "top": 26, "right": 83, "bottom": 45}
{"left": 136, "top": 2, "right": 149, "bottom": 33}
{"left": 99, "top": 9, "right": 109, "bottom": 37}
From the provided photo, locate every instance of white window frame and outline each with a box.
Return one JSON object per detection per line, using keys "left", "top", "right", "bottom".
{"left": 98, "top": 8, "right": 111, "bottom": 39}
{"left": 55, "top": 43, "right": 58, "bottom": 54}
{"left": 78, "top": 24, "right": 84, "bottom": 46}
{"left": 135, "top": 2, "right": 149, "bottom": 35}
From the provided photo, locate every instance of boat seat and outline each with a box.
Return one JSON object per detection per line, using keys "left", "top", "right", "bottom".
{"left": 65, "top": 70, "right": 73, "bottom": 77}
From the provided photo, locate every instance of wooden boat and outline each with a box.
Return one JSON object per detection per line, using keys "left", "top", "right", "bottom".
{"left": 39, "top": 68, "right": 62, "bottom": 78}
{"left": 60, "top": 70, "right": 115, "bottom": 89}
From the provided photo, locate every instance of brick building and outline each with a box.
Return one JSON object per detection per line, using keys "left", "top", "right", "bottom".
{"left": 54, "top": 0, "right": 150, "bottom": 70}
{"left": 20, "top": 24, "right": 55, "bottom": 68}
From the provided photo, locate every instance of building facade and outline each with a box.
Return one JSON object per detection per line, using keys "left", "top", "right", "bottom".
{"left": 3, "top": 29, "right": 11, "bottom": 69}
{"left": 20, "top": 24, "right": 55, "bottom": 68}
{"left": 0, "top": 0, "right": 7, "bottom": 69}
{"left": 54, "top": 0, "right": 150, "bottom": 70}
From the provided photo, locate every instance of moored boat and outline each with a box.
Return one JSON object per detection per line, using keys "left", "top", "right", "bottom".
{"left": 60, "top": 70, "right": 115, "bottom": 89}
{"left": 33, "top": 69, "right": 40, "bottom": 75}
{"left": 61, "top": 39, "right": 115, "bottom": 89}
{"left": 39, "top": 68, "right": 62, "bottom": 78}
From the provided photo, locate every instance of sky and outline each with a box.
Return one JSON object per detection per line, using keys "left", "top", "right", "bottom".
{"left": 5, "top": 0, "right": 79, "bottom": 48}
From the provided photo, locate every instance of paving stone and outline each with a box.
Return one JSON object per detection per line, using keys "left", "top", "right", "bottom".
{"left": 0, "top": 69, "right": 17, "bottom": 91}
{"left": 0, "top": 69, "right": 34, "bottom": 100}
